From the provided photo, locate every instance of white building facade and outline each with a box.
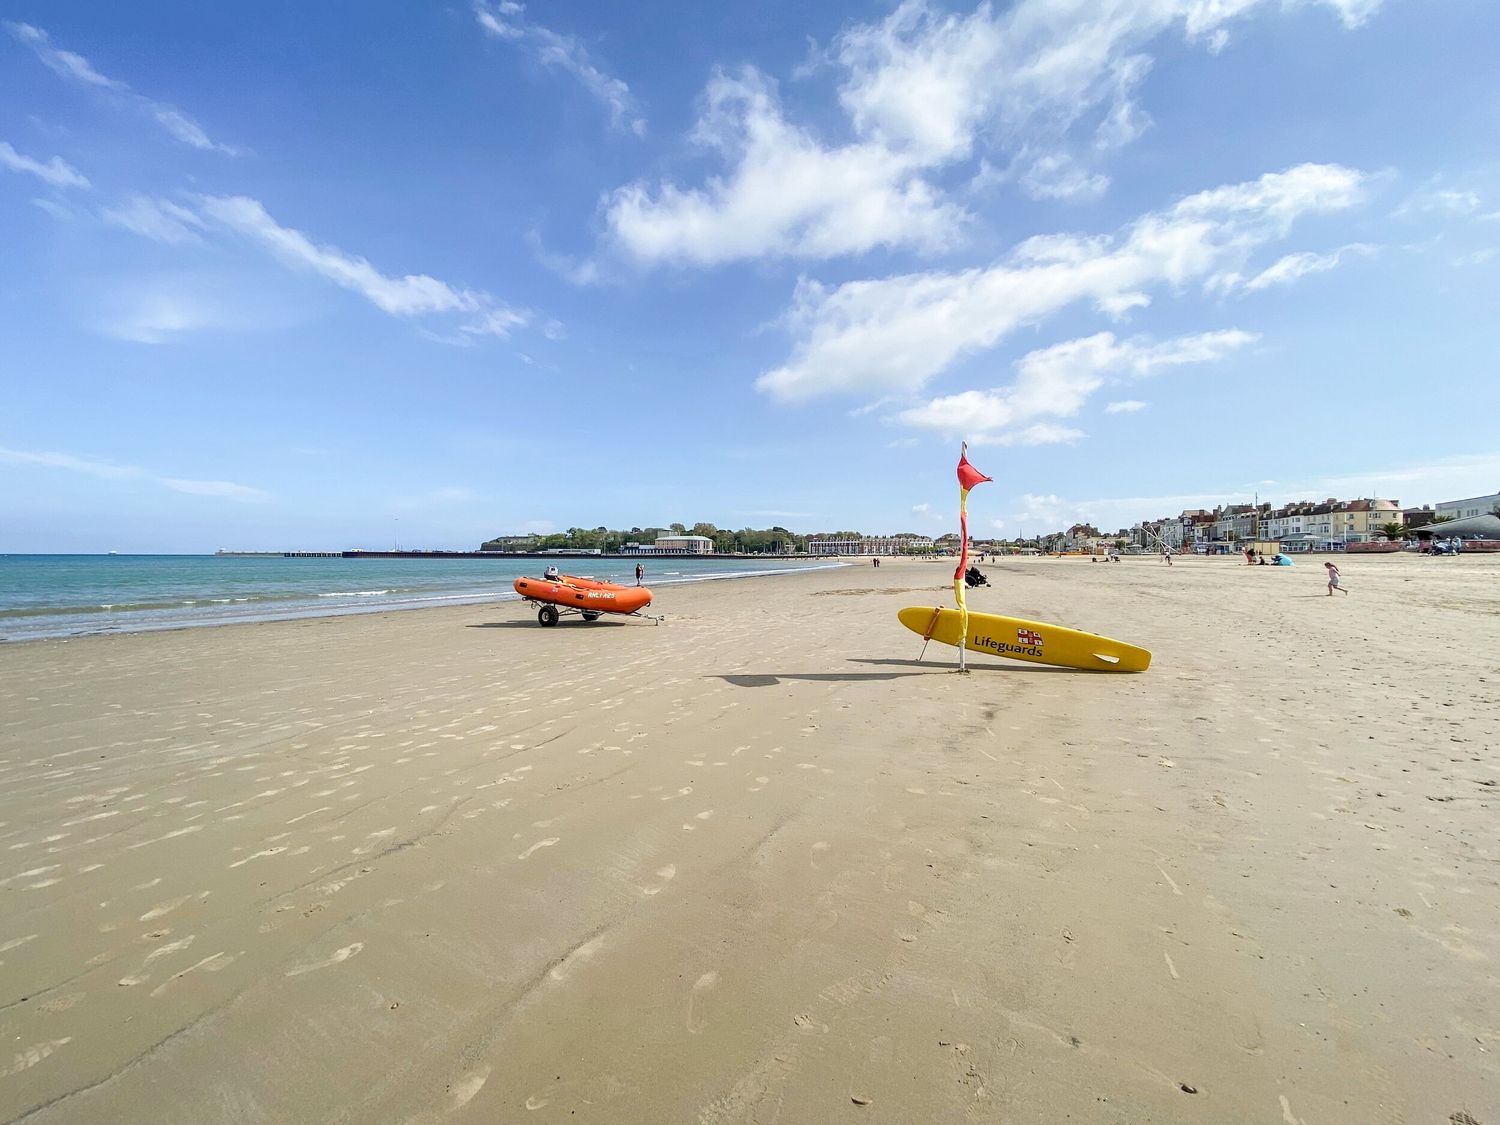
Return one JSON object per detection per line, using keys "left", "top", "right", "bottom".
{"left": 642, "top": 537, "right": 717, "bottom": 555}
{"left": 1437, "top": 491, "right": 1500, "bottom": 521}
{"left": 806, "top": 536, "right": 934, "bottom": 555}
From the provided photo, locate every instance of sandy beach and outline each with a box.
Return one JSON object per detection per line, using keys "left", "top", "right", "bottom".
{"left": 1, "top": 554, "right": 1496, "bottom": 1124}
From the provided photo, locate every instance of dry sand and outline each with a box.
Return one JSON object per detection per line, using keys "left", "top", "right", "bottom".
{"left": 0, "top": 554, "right": 1496, "bottom": 1124}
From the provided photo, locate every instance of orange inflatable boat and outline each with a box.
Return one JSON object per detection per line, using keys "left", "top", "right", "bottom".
{"left": 513, "top": 573, "right": 653, "bottom": 626}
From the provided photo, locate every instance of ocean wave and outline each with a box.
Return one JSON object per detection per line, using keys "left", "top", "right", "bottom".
{"left": 0, "top": 560, "right": 847, "bottom": 641}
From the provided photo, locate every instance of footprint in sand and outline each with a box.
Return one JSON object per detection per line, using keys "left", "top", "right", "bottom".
{"left": 682, "top": 808, "right": 717, "bottom": 832}
{"left": 446, "top": 1066, "right": 492, "bottom": 1112}
{"left": 150, "top": 951, "right": 236, "bottom": 997}
{"left": 1, "top": 1039, "right": 71, "bottom": 1079}
{"left": 687, "top": 971, "right": 719, "bottom": 1033}
{"left": 36, "top": 993, "right": 83, "bottom": 1013}
{"left": 286, "top": 942, "right": 363, "bottom": 977}
{"left": 641, "top": 865, "right": 677, "bottom": 896}
{"left": 228, "top": 847, "right": 287, "bottom": 870}
{"left": 119, "top": 935, "right": 195, "bottom": 986}
{"left": 548, "top": 936, "right": 604, "bottom": 982}
{"left": 518, "top": 838, "right": 560, "bottom": 860}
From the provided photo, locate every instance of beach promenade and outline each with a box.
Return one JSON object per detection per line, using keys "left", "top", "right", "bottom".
{"left": 1, "top": 555, "right": 1495, "bottom": 1123}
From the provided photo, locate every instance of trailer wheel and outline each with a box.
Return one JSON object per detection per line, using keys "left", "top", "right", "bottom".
{"left": 538, "top": 605, "right": 560, "bottom": 627}
{"left": 581, "top": 611, "right": 601, "bottom": 622}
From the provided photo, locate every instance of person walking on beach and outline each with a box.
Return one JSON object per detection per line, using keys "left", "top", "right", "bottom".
{"left": 635, "top": 562, "right": 644, "bottom": 586}
{"left": 1324, "top": 561, "right": 1347, "bottom": 596}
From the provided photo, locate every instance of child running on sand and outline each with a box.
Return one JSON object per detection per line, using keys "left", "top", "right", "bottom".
{"left": 1324, "top": 561, "right": 1348, "bottom": 596}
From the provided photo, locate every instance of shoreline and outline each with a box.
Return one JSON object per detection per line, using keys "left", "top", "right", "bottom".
{"left": 0, "top": 559, "right": 851, "bottom": 646}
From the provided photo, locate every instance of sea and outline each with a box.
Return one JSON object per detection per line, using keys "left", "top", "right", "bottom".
{"left": 0, "top": 554, "right": 843, "bottom": 643}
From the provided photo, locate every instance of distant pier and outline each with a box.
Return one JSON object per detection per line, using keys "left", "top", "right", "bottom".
{"left": 216, "top": 550, "right": 343, "bottom": 558}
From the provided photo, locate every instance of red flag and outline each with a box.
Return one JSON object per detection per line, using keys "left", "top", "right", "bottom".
{"left": 957, "top": 451, "right": 991, "bottom": 492}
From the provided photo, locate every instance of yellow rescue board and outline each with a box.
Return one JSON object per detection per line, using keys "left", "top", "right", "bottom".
{"left": 897, "top": 606, "right": 1151, "bottom": 673}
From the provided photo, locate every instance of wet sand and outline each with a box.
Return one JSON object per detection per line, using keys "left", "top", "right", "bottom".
{"left": 1, "top": 554, "right": 1496, "bottom": 1123}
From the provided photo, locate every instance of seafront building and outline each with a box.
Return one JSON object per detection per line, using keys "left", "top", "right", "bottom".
{"left": 806, "top": 535, "right": 936, "bottom": 555}
{"left": 480, "top": 486, "right": 1494, "bottom": 558}
{"left": 622, "top": 534, "right": 715, "bottom": 555}
{"left": 1039, "top": 497, "right": 1408, "bottom": 553}
{"left": 1045, "top": 489, "right": 1494, "bottom": 553}
{"left": 1437, "top": 491, "right": 1500, "bottom": 521}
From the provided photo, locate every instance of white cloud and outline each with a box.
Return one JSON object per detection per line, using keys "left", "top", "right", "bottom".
{"left": 195, "top": 195, "right": 531, "bottom": 339}
{"left": 607, "top": 67, "right": 965, "bottom": 265}
{"left": 993, "top": 422, "right": 1085, "bottom": 447}
{"left": 0, "top": 446, "right": 138, "bottom": 479}
{"left": 1098, "top": 291, "right": 1151, "bottom": 320}
{"left": 101, "top": 195, "right": 206, "bottom": 244}
{"left": 31, "top": 197, "right": 80, "bottom": 221}
{"left": 1241, "top": 242, "right": 1374, "bottom": 290}
{"left": 1298, "top": 451, "right": 1500, "bottom": 500}
{"left": 1018, "top": 154, "right": 1109, "bottom": 202}
{"left": 0, "top": 140, "right": 89, "bottom": 189}
{"left": 474, "top": 2, "right": 644, "bottom": 135}
{"left": 1105, "top": 399, "right": 1148, "bottom": 413}
{"left": 6, "top": 22, "right": 236, "bottom": 154}
{"left": 605, "top": 0, "right": 1380, "bottom": 265}
{"left": 96, "top": 289, "right": 227, "bottom": 344}
{"left": 92, "top": 272, "right": 308, "bottom": 344}
{"left": 897, "top": 329, "right": 1253, "bottom": 444}
{"left": 759, "top": 163, "right": 1356, "bottom": 401}
{"left": 0, "top": 444, "right": 267, "bottom": 501}
{"left": 160, "top": 478, "right": 269, "bottom": 501}
{"left": 1321, "top": 0, "right": 1385, "bottom": 28}
{"left": 4, "top": 22, "right": 121, "bottom": 88}
{"left": 525, "top": 227, "right": 602, "bottom": 286}
{"left": 1394, "top": 186, "right": 1483, "bottom": 219}
{"left": 1453, "top": 248, "right": 1497, "bottom": 267}
{"left": 1014, "top": 493, "right": 1068, "bottom": 528}
{"left": 910, "top": 502, "right": 947, "bottom": 522}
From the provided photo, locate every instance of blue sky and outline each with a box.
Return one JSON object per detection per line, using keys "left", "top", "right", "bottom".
{"left": 2, "top": 0, "right": 1498, "bottom": 552}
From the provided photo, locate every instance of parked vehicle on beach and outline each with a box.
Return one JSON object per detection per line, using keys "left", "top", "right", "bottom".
{"left": 513, "top": 573, "right": 655, "bottom": 626}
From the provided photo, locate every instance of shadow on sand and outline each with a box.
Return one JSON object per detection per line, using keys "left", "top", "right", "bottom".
{"left": 465, "top": 618, "right": 631, "bottom": 630}
{"left": 716, "top": 656, "right": 1094, "bottom": 687}
{"left": 849, "top": 657, "right": 1095, "bottom": 674}
{"left": 714, "top": 670, "right": 944, "bottom": 688}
